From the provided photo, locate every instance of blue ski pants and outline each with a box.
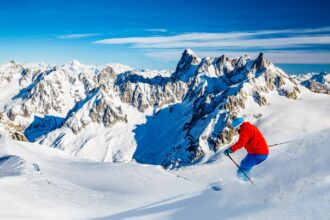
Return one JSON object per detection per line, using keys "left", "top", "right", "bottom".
{"left": 237, "top": 153, "right": 268, "bottom": 181}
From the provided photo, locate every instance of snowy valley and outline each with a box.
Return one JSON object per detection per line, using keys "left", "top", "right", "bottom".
{"left": 0, "top": 50, "right": 330, "bottom": 219}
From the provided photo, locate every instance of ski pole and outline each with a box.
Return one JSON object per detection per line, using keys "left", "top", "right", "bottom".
{"left": 268, "top": 139, "right": 299, "bottom": 147}
{"left": 226, "top": 154, "right": 255, "bottom": 185}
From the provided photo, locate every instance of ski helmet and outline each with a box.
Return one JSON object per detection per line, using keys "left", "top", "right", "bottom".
{"left": 232, "top": 117, "right": 244, "bottom": 128}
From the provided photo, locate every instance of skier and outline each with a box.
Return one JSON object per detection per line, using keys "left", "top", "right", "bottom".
{"left": 223, "top": 117, "right": 269, "bottom": 181}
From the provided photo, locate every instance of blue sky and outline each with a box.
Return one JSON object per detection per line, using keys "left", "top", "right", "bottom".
{"left": 1, "top": 0, "right": 330, "bottom": 73}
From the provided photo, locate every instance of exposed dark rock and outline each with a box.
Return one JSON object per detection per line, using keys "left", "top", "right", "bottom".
{"left": 89, "top": 96, "right": 128, "bottom": 129}
{"left": 0, "top": 111, "right": 27, "bottom": 142}
{"left": 172, "top": 49, "right": 200, "bottom": 80}
{"left": 254, "top": 52, "right": 267, "bottom": 70}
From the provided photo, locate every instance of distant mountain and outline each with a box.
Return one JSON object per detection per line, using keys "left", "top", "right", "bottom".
{"left": 0, "top": 50, "right": 304, "bottom": 168}
{"left": 293, "top": 71, "right": 330, "bottom": 94}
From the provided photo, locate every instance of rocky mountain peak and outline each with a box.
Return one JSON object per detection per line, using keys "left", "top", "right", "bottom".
{"left": 219, "top": 55, "right": 228, "bottom": 65}
{"left": 68, "top": 60, "right": 82, "bottom": 67}
{"left": 172, "top": 49, "right": 201, "bottom": 80}
{"left": 9, "top": 60, "right": 18, "bottom": 66}
{"left": 96, "top": 65, "right": 116, "bottom": 87}
{"left": 253, "top": 52, "right": 268, "bottom": 70}
{"left": 183, "top": 48, "right": 197, "bottom": 57}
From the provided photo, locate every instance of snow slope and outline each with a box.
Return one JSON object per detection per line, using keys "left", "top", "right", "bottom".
{"left": 0, "top": 134, "right": 203, "bottom": 219}
{"left": 0, "top": 84, "right": 329, "bottom": 219}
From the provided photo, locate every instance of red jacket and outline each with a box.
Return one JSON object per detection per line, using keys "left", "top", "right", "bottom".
{"left": 230, "top": 122, "right": 269, "bottom": 155}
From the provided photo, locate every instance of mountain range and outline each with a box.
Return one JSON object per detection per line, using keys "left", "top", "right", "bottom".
{"left": 0, "top": 50, "right": 329, "bottom": 168}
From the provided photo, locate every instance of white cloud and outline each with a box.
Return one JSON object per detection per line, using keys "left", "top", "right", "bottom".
{"left": 93, "top": 26, "right": 330, "bottom": 64}
{"left": 144, "top": 28, "right": 168, "bottom": 33}
{"left": 145, "top": 49, "right": 330, "bottom": 64}
{"left": 93, "top": 27, "right": 330, "bottom": 50}
{"left": 130, "top": 35, "right": 330, "bottom": 49}
{"left": 57, "top": 33, "right": 100, "bottom": 39}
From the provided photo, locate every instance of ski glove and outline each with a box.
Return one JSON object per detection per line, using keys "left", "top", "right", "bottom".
{"left": 224, "top": 148, "right": 233, "bottom": 156}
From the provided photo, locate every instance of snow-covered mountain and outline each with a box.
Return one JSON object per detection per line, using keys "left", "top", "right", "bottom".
{"left": 0, "top": 87, "right": 329, "bottom": 219}
{"left": 293, "top": 71, "right": 330, "bottom": 94}
{"left": 0, "top": 50, "right": 330, "bottom": 219}
{"left": 0, "top": 50, "right": 305, "bottom": 168}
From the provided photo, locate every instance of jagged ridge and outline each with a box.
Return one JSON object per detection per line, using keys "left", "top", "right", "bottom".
{"left": 0, "top": 50, "right": 302, "bottom": 167}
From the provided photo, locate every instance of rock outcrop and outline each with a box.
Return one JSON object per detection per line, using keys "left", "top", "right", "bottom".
{"left": 0, "top": 112, "right": 27, "bottom": 142}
